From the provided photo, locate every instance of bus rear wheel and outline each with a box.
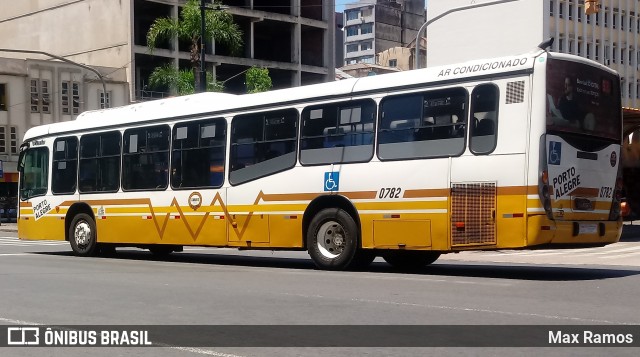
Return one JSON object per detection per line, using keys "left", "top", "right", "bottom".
{"left": 382, "top": 251, "right": 440, "bottom": 270}
{"left": 69, "top": 213, "right": 99, "bottom": 256}
{"left": 307, "top": 208, "right": 363, "bottom": 270}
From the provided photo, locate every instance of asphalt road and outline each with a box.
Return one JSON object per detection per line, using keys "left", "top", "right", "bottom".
{"left": 1, "top": 223, "right": 639, "bottom": 357}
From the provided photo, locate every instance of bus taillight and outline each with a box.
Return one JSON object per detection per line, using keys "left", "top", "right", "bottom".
{"left": 609, "top": 171, "right": 624, "bottom": 220}
{"left": 539, "top": 169, "right": 553, "bottom": 219}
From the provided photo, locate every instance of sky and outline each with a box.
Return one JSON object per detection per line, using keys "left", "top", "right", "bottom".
{"left": 335, "top": 1, "right": 427, "bottom": 13}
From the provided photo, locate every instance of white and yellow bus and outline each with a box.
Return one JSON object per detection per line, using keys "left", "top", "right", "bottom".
{"left": 18, "top": 49, "right": 623, "bottom": 270}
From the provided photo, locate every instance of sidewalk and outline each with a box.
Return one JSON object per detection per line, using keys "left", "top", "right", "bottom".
{"left": 0, "top": 222, "right": 17, "bottom": 233}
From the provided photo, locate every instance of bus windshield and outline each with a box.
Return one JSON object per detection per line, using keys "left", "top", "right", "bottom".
{"left": 546, "top": 57, "right": 621, "bottom": 140}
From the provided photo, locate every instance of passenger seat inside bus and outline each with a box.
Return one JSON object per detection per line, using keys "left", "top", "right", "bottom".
{"left": 475, "top": 119, "right": 495, "bottom": 136}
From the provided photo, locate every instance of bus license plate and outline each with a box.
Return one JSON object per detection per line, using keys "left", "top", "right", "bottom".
{"left": 579, "top": 223, "right": 598, "bottom": 235}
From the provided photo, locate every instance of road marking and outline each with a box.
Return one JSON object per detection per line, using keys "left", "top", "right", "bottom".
{"left": 0, "top": 253, "right": 32, "bottom": 256}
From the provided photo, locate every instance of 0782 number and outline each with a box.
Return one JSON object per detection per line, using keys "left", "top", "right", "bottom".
{"left": 379, "top": 187, "right": 402, "bottom": 199}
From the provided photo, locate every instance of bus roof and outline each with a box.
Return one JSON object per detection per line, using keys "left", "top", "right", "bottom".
{"left": 22, "top": 50, "right": 613, "bottom": 142}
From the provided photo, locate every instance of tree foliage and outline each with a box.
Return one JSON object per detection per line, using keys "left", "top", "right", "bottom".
{"left": 146, "top": 0, "right": 242, "bottom": 92}
{"left": 246, "top": 67, "right": 272, "bottom": 93}
{"left": 149, "top": 65, "right": 223, "bottom": 95}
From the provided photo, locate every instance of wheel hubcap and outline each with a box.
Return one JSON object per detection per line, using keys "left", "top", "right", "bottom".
{"left": 317, "top": 220, "right": 346, "bottom": 259}
{"left": 74, "top": 220, "right": 92, "bottom": 248}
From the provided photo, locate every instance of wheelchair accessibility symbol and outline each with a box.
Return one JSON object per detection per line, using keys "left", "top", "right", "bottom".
{"left": 548, "top": 141, "right": 561, "bottom": 165}
{"left": 324, "top": 172, "right": 340, "bottom": 191}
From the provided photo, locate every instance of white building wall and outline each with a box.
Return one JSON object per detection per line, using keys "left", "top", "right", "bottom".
{"left": 428, "top": 0, "right": 640, "bottom": 108}
{"left": 426, "top": 0, "right": 545, "bottom": 68}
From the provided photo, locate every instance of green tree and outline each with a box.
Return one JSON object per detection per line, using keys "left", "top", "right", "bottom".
{"left": 149, "top": 64, "right": 223, "bottom": 95}
{"left": 146, "top": 0, "right": 242, "bottom": 93}
{"left": 245, "top": 67, "right": 272, "bottom": 93}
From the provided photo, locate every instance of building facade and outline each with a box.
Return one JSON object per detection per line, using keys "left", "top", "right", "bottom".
{"left": 0, "top": 57, "right": 129, "bottom": 201}
{"left": 427, "top": 0, "right": 640, "bottom": 108}
{"left": 343, "top": 0, "right": 425, "bottom": 66}
{"left": 0, "top": 0, "right": 336, "bottom": 100}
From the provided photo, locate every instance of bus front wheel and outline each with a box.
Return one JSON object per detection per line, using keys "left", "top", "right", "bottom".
{"left": 382, "top": 251, "right": 440, "bottom": 270}
{"left": 307, "top": 208, "right": 361, "bottom": 270}
{"left": 69, "top": 213, "right": 99, "bottom": 256}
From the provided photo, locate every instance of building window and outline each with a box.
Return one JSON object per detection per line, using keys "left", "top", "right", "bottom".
{"left": 30, "top": 79, "right": 50, "bottom": 113}
{"left": 72, "top": 82, "right": 80, "bottom": 114}
{"left": 621, "top": 15, "right": 625, "bottom": 30}
{"left": 613, "top": 12, "right": 617, "bottom": 29}
{"left": 613, "top": 44, "right": 617, "bottom": 63}
{"left": 559, "top": 1, "right": 563, "bottom": 18}
{"left": 10, "top": 126, "right": 17, "bottom": 154}
{"left": 569, "top": 40, "right": 574, "bottom": 53}
{"left": 346, "top": 44, "right": 359, "bottom": 52}
{"left": 577, "top": 41, "right": 582, "bottom": 56}
{"left": 587, "top": 43, "right": 591, "bottom": 58}
{"left": 596, "top": 12, "right": 600, "bottom": 26}
{"left": 0, "top": 126, "right": 17, "bottom": 154}
{"left": 595, "top": 44, "right": 600, "bottom": 61}
{"left": 361, "top": 41, "right": 372, "bottom": 51}
{"left": 61, "top": 81, "right": 81, "bottom": 115}
{"left": 0, "top": 84, "right": 7, "bottom": 111}
{"left": 30, "top": 80, "right": 38, "bottom": 112}
{"left": 346, "top": 26, "right": 358, "bottom": 37}
{"left": 568, "top": 4, "right": 573, "bottom": 20}
{"left": 578, "top": 7, "right": 582, "bottom": 22}
{"left": 346, "top": 10, "right": 359, "bottom": 21}
{"left": 0, "top": 127, "right": 6, "bottom": 153}
{"left": 361, "top": 23, "right": 373, "bottom": 34}
{"left": 604, "top": 10, "right": 608, "bottom": 27}
{"left": 550, "top": 1, "right": 554, "bottom": 16}
{"left": 99, "top": 91, "right": 111, "bottom": 109}
{"left": 388, "top": 59, "right": 397, "bottom": 67}
{"left": 559, "top": 38, "right": 564, "bottom": 52}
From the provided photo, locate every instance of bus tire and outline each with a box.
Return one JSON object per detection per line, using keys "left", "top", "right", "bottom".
{"left": 69, "top": 213, "right": 99, "bottom": 256}
{"left": 307, "top": 208, "right": 359, "bottom": 270}
{"left": 382, "top": 251, "right": 440, "bottom": 270}
{"left": 349, "top": 250, "right": 376, "bottom": 270}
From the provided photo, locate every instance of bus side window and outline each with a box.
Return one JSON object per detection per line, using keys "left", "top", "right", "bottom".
{"left": 378, "top": 88, "right": 467, "bottom": 160}
{"left": 171, "top": 118, "right": 226, "bottom": 190}
{"left": 79, "top": 131, "right": 121, "bottom": 193}
{"left": 300, "top": 99, "right": 376, "bottom": 165}
{"left": 470, "top": 84, "right": 500, "bottom": 154}
{"left": 123, "top": 125, "right": 170, "bottom": 191}
{"left": 229, "top": 109, "right": 298, "bottom": 185}
{"left": 52, "top": 137, "right": 78, "bottom": 195}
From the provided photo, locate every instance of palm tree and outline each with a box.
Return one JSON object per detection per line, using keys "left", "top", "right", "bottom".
{"left": 146, "top": 0, "right": 242, "bottom": 93}
{"left": 148, "top": 65, "right": 223, "bottom": 95}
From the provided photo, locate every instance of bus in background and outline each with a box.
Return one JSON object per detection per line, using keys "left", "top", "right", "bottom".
{"left": 17, "top": 48, "right": 623, "bottom": 271}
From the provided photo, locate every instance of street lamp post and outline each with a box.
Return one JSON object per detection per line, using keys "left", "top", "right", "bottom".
{"left": 0, "top": 48, "right": 109, "bottom": 107}
{"left": 414, "top": 0, "right": 521, "bottom": 70}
